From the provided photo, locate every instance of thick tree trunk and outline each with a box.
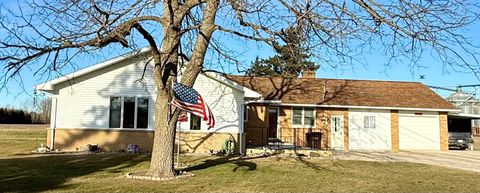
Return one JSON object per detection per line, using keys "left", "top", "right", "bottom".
{"left": 146, "top": 27, "right": 180, "bottom": 178}
{"left": 147, "top": 89, "right": 178, "bottom": 177}
{"left": 146, "top": 0, "right": 220, "bottom": 178}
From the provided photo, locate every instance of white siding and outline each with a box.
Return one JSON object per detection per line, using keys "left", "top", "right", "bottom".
{"left": 398, "top": 111, "right": 440, "bottom": 150}
{"left": 55, "top": 56, "right": 156, "bottom": 129}
{"left": 177, "top": 73, "right": 244, "bottom": 133}
{"left": 348, "top": 109, "right": 391, "bottom": 150}
{"left": 53, "top": 56, "right": 243, "bottom": 134}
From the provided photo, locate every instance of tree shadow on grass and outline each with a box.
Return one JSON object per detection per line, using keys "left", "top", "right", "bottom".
{"left": 183, "top": 155, "right": 262, "bottom": 172}
{"left": 0, "top": 154, "right": 148, "bottom": 192}
{"left": 182, "top": 154, "right": 338, "bottom": 174}
{"left": 294, "top": 156, "right": 335, "bottom": 172}
{"left": 270, "top": 154, "right": 335, "bottom": 172}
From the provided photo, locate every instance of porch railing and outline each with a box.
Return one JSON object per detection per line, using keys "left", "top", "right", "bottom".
{"left": 245, "top": 127, "right": 327, "bottom": 150}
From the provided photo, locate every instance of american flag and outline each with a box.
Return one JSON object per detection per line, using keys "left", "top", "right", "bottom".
{"left": 172, "top": 82, "right": 215, "bottom": 128}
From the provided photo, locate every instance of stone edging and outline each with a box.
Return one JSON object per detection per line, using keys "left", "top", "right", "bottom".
{"left": 125, "top": 171, "right": 195, "bottom": 181}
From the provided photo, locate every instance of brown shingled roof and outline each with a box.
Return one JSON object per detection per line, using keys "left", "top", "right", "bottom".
{"left": 226, "top": 75, "right": 457, "bottom": 110}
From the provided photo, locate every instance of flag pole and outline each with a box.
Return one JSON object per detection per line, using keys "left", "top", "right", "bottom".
{"left": 176, "top": 121, "right": 181, "bottom": 168}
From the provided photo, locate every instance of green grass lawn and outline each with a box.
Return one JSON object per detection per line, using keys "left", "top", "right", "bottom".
{"left": 1, "top": 125, "right": 480, "bottom": 192}
{"left": 0, "top": 124, "right": 47, "bottom": 157}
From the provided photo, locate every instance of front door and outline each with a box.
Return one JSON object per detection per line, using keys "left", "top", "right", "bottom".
{"left": 331, "top": 116, "right": 344, "bottom": 149}
{"left": 268, "top": 108, "right": 278, "bottom": 138}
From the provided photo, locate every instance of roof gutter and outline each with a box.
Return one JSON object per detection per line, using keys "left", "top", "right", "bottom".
{"left": 245, "top": 100, "right": 282, "bottom": 104}
{"left": 248, "top": 101, "right": 460, "bottom": 112}
{"left": 448, "top": 113, "right": 480, "bottom": 119}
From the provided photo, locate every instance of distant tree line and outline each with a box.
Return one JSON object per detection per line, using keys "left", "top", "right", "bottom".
{"left": 0, "top": 99, "right": 50, "bottom": 124}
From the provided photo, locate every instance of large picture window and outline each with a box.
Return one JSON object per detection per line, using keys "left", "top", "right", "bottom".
{"left": 109, "top": 96, "right": 149, "bottom": 129}
{"left": 292, "top": 107, "right": 316, "bottom": 128}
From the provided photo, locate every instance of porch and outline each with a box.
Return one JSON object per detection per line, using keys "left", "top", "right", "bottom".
{"left": 244, "top": 105, "right": 348, "bottom": 152}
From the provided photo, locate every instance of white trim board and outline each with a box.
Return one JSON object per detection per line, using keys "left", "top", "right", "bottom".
{"left": 268, "top": 103, "right": 459, "bottom": 113}
{"left": 34, "top": 47, "right": 152, "bottom": 91}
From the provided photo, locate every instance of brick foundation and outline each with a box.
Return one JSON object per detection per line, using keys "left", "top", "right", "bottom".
{"left": 47, "top": 128, "right": 239, "bottom": 153}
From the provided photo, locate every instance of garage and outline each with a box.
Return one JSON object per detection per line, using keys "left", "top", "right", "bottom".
{"left": 447, "top": 114, "right": 478, "bottom": 150}
{"left": 349, "top": 109, "right": 391, "bottom": 150}
{"left": 399, "top": 111, "right": 440, "bottom": 150}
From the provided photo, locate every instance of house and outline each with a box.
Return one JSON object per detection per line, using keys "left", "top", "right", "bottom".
{"left": 35, "top": 48, "right": 459, "bottom": 153}
{"left": 228, "top": 73, "right": 459, "bottom": 151}
{"left": 35, "top": 47, "right": 259, "bottom": 154}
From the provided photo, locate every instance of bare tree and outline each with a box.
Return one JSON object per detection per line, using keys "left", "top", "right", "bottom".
{"left": 0, "top": 0, "right": 479, "bottom": 178}
{"left": 35, "top": 98, "right": 51, "bottom": 124}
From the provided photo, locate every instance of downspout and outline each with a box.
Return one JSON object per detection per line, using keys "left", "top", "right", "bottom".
{"left": 50, "top": 97, "right": 57, "bottom": 149}
{"left": 239, "top": 100, "right": 245, "bottom": 155}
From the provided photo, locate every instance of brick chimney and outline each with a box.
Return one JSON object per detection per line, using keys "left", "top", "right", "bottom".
{"left": 301, "top": 70, "right": 316, "bottom": 79}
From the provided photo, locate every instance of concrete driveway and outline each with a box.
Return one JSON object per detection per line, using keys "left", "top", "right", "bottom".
{"left": 335, "top": 150, "right": 480, "bottom": 172}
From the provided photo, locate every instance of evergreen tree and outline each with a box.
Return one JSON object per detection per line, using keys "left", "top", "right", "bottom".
{"left": 246, "top": 27, "right": 318, "bottom": 77}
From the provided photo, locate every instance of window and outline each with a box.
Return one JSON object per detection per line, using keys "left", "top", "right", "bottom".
{"left": 364, "top": 116, "right": 375, "bottom": 128}
{"left": 109, "top": 97, "right": 121, "bottom": 128}
{"left": 123, "top": 97, "right": 135, "bottom": 128}
{"left": 292, "top": 107, "right": 316, "bottom": 127}
{"left": 137, "top": 97, "right": 149, "bottom": 128}
{"left": 190, "top": 114, "right": 201, "bottom": 130}
{"left": 332, "top": 116, "right": 342, "bottom": 132}
{"left": 292, "top": 108, "right": 303, "bottom": 125}
{"left": 304, "top": 108, "right": 315, "bottom": 127}
{"left": 109, "top": 96, "right": 149, "bottom": 129}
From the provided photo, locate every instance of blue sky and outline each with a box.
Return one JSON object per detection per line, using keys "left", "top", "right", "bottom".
{"left": 1, "top": 2, "right": 479, "bottom": 108}
{"left": 1, "top": 39, "right": 478, "bottom": 108}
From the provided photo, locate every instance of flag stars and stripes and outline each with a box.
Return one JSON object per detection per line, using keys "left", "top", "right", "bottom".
{"left": 171, "top": 82, "right": 215, "bottom": 128}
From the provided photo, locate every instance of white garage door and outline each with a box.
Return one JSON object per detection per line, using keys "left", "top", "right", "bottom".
{"left": 349, "top": 109, "right": 391, "bottom": 150}
{"left": 398, "top": 111, "right": 440, "bottom": 150}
